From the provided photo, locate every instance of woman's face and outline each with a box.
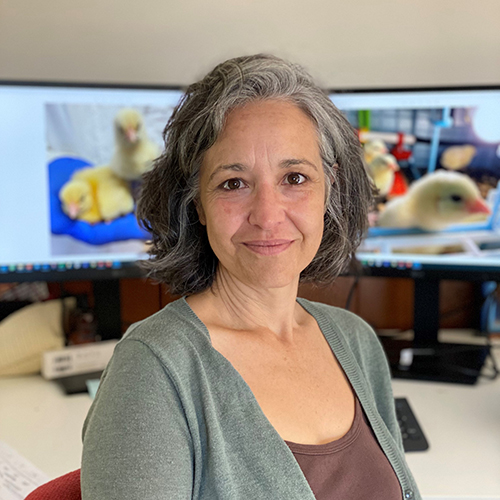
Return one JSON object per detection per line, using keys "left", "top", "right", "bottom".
{"left": 197, "top": 100, "right": 326, "bottom": 290}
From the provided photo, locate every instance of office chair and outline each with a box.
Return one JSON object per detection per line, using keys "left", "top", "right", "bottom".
{"left": 25, "top": 469, "right": 81, "bottom": 500}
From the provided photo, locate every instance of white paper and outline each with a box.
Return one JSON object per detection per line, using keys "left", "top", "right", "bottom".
{"left": 0, "top": 440, "right": 49, "bottom": 500}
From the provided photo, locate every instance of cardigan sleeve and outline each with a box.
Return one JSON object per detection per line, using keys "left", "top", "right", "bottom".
{"left": 81, "top": 339, "right": 194, "bottom": 500}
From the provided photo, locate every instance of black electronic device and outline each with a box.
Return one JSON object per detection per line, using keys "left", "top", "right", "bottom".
{"left": 395, "top": 397, "right": 429, "bottom": 452}
{"left": 56, "top": 370, "right": 104, "bottom": 395}
{"left": 330, "top": 86, "right": 500, "bottom": 384}
{"left": 0, "top": 80, "right": 184, "bottom": 339}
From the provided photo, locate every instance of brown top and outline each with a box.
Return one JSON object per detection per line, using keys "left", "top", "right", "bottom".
{"left": 286, "top": 398, "right": 402, "bottom": 500}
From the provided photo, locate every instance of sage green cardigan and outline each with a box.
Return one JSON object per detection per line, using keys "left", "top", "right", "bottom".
{"left": 81, "top": 297, "right": 420, "bottom": 500}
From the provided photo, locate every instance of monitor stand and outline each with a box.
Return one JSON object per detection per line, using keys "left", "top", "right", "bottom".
{"left": 93, "top": 279, "right": 122, "bottom": 341}
{"left": 56, "top": 279, "right": 122, "bottom": 394}
{"left": 379, "top": 278, "right": 489, "bottom": 385}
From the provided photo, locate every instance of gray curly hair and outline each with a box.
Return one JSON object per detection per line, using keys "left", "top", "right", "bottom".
{"left": 137, "top": 54, "right": 374, "bottom": 295}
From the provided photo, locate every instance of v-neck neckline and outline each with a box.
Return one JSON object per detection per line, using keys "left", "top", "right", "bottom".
{"left": 175, "top": 297, "right": 410, "bottom": 498}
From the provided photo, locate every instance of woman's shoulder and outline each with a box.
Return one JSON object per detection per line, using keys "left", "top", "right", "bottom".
{"left": 118, "top": 297, "right": 211, "bottom": 364}
{"left": 298, "top": 298, "right": 376, "bottom": 340}
{"left": 297, "top": 297, "right": 384, "bottom": 363}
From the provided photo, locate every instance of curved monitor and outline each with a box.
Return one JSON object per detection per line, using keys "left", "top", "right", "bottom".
{"left": 330, "top": 86, "right": 500, "bottom": 281}
{"left": 0, "top": 81, "right": 184, "bottom": 283}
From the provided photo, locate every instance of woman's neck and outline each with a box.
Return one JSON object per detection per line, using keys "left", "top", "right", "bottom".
{"left": 187, "top": 267, "right": 305, "bottom": 342}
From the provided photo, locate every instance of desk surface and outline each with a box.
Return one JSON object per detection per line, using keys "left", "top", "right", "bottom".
{"left": 1, "top": 333, "right": 499, "bottom": 499}
{"left": 0, "top": 375, "right": 92, "bottom": 479}
{"left": 392, "top": 377, "right": 500, "bottom": 499}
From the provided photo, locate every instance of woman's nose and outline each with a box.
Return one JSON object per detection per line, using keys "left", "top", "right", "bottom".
{"left": 248, "top": 184, "right": 285, "bottom": 229}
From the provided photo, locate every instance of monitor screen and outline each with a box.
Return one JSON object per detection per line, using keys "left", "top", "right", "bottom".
{"left": 330, "top": 87, "right": 500, "bottom": 276}
{"left": 0, "top": 82, "right": 184, "bottom": 282}
{"left": 4, "top": 83, "right": 500, "bottom": 282}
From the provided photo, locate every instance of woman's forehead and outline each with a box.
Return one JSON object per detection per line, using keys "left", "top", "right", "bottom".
{"left": 222, "top": 99, "right": 314, "bottom": 133}
{"left": 202, "top": 100, "right": 321, "bottom": 171}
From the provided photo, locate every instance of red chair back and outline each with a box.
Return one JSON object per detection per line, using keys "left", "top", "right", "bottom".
{"left": 25, "top": 469, "right": 81, "bottom": 500}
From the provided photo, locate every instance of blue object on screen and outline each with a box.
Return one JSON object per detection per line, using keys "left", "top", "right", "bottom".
{"left": 49, "top": 157, "right": 149, "bottom": 245}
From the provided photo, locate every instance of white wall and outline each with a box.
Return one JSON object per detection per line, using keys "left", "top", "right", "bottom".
{"left": 0, "top": 0, "right": 499, "bottom": 89}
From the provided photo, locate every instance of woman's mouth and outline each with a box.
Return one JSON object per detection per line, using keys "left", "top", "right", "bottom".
{"left": 242, "top": 240, "right": 294, "bottom": 255}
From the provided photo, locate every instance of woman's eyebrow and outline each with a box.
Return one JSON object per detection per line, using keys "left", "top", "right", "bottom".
{"left": 280, "top": 158, "right": 318, "bottom": 171}
{"left": 208, "top": 163, "right": 246, "bottom": 183}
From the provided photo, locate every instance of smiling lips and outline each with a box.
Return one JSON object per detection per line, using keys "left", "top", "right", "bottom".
{"left": 242, "top": 239, "right": 294, "bottom": 255}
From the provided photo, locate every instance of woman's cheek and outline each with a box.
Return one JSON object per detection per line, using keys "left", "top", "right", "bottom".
{"left": 216, "top": 194, "right": 250, "bottom": 217}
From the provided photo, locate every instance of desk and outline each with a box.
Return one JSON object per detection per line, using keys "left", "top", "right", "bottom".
{"left": 0, "top": 375, "right": 92, "bottom": 479}
{"left": 393, "top": 378, "right": 500, "bottom": 499}
{"left": 0, "top": 336, "right": 499, "bottom": 499}
{"left": 391, "top": 329, "right": 500, "bottom": 499}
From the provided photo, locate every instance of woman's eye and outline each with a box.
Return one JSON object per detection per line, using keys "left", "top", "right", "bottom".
{"left": 284, "top": 173, "right": 306, "bottom": 185}
{"left": 222, "top": 179, "right": 244, "bottom": 190}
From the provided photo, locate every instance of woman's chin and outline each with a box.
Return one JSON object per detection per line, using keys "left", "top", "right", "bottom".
{"left": 214, "top": 249, "right": 315, "bottom": 292}
{"left": 230, "top": 265, "right": 302, "bottom": 292}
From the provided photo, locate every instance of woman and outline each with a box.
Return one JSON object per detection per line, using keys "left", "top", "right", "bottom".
{"left": 81, "top": 54, "right": 420, "bottom": 500}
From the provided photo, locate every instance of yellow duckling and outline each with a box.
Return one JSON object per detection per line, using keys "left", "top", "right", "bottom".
{"left": 59, "top": 166, "right": 134, "bottom": 223}
{"left": 59, "top": 178, "right": 101, "bottom": 224}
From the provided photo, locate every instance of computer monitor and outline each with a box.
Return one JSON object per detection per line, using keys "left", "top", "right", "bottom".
{"left": 330, "top": 86, "right": 500, "bottom": 384}
{"left": 2, "top": 81, "right": 498, "bottom": 377}
{"left": 0, "top": 81, "right": 184, "bottom": 337}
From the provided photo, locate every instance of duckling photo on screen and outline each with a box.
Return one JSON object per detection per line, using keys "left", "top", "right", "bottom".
{"left": 46, "top": 102, "right": 173, "bottom": 256}
{"left": 334, "top": 103, "right": 500, "bottom": 261}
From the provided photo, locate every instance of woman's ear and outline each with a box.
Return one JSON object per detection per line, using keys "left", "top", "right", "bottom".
{"left": 195, "top": 199, "right": 206, "bottom": 226}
